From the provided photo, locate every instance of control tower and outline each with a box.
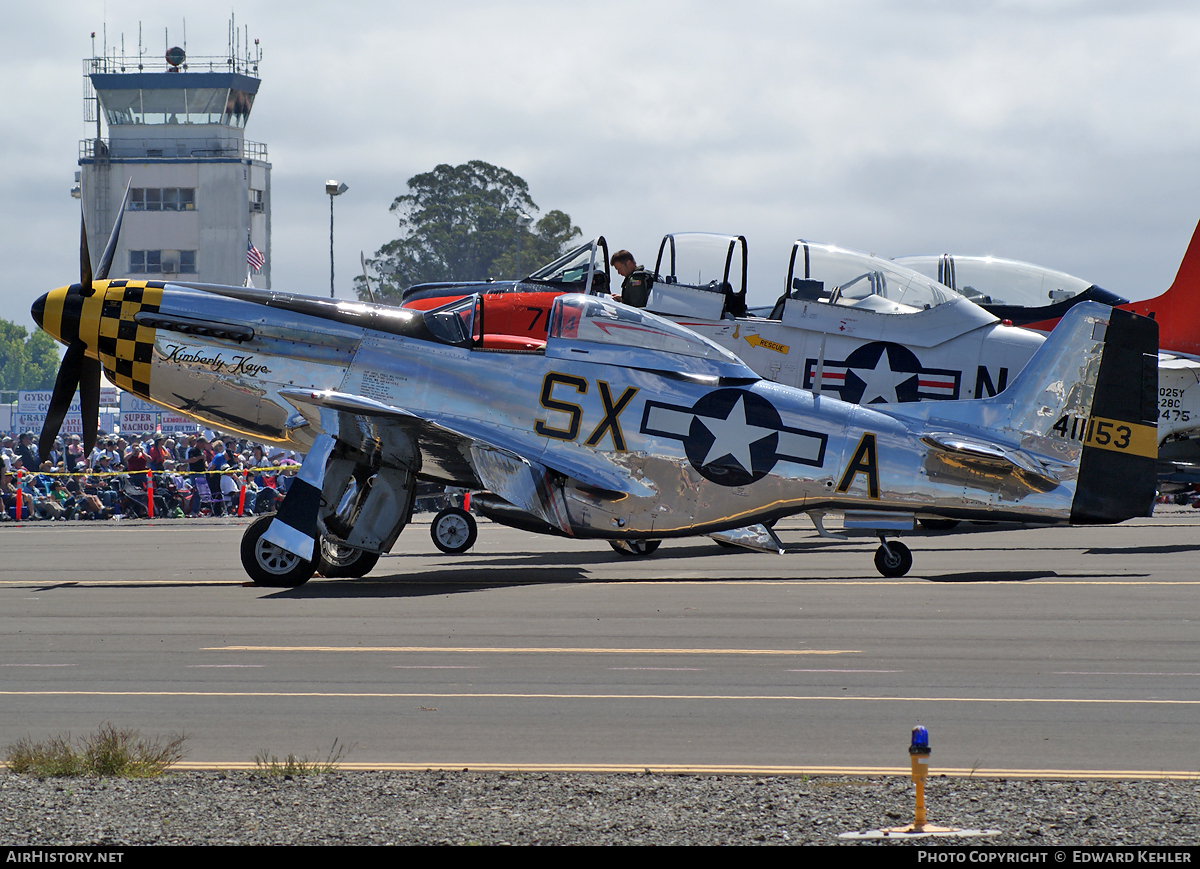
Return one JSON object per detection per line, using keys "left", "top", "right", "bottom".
{"left": 78, "top": 29, "right": 270, "bottom": 287}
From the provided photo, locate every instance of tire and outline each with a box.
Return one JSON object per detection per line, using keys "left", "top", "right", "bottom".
{"left": 917, "top": 518, "right": 960, "bottom": 531}
{"left": 609, "top": 539, "right": 662, "bottom": 557}
{"left": 316, "top": 536, "right": 380, "bottom": 578}
{"left": 240, "top": 515, "right": 316, "bottom": 587}
{"left": 874, "top": 541, "right": 913, "bottom": 578}
{"left": 431, "top": 507, "right": 477, "bottom": 553}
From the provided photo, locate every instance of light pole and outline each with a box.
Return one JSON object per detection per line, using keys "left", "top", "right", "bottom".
{"left": 515, "top": 210, "right": 533, "bottom": 279}
{"left": 326, "top": 180, "right": 348, "bottom": 298}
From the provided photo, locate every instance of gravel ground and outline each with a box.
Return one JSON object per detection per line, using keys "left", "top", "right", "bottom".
{"left": 2, "top": 771, "right": 1198, "bottom": 845}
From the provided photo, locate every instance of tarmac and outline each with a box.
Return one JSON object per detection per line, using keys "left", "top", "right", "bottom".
{"left": 0, "top": 509, "right": 1197, "bottom": 779}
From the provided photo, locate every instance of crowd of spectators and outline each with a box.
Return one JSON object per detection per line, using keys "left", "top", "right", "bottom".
{"left": 0, "top": 429, "right": 303, "bottom": 522}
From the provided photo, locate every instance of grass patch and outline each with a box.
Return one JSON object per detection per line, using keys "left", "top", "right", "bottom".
{"left": 5, "top": 723, "right": 187, "bottom": 778}
{"left": 253, "top": 739, "right": 349, "bottom": 776}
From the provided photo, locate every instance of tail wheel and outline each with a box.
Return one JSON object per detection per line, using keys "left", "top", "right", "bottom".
{"left": 240, "top": 515, "right": 316, "bottom": 587}
{"left": 316, "top": 537, "right": 380, "bottom": 578}
{"left": 431, "top": 507, "right": 477, "bottom": 553}
{"left": 873, "top": 541, "right": 913, "bottom": 578}
{"left": 609, "top": 539, "right": 662, "bottom": 557}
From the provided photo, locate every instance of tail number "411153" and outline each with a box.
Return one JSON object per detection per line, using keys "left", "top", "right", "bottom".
{"left": 1050, "top": 414, "right": 1158, "bottom": 458}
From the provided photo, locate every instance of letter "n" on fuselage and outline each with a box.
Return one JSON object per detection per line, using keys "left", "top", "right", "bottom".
{"left": 975, "top": 365, "right": 1009, "bottom": 398}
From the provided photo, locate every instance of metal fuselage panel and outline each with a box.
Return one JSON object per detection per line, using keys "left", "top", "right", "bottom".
{"left": 145, "top": 287, "right": 360, "bottom": 446}
{"left": 673, "top": 303, "right": 1045, "bottom": 404}
{"left": 339, "top": 331, "right": 1080, "bottom": 538}
{"left": 35, "top": 280, "right": 1084, "bottom": 539}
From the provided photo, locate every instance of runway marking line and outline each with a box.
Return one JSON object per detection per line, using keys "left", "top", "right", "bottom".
{"left": 114, "top": 762, "right": 1200, "bottom": 781}
{"left": 3, "top": 579, "right": 1200, "bottom": 587}
{"left": 2, "top": 690, "right": 1198, "bottom": 706}
{"left": 207, "top": 645, "right": 861, "bottom": 655}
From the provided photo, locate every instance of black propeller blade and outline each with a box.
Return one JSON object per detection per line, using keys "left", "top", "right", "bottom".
{"left": 95, "top": 183, "right": 131, "bottom": 282}
{"left": 39, "top": 341, "right": 85, "bottom": 463}
{"left": 79, "top": 207, "right": 93, "bottom": 292}
{"left": 79, "top": 357, "right": 102, "bottom": 456}
{"left": 38, "top": 181, "right": 132, "bottom": 461}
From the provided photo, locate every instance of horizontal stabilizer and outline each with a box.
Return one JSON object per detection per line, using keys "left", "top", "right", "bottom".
{"left": 921, "top": 432, "right": 1059, "bottom": 487}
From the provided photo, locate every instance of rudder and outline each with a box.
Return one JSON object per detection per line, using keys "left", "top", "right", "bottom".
{"left": 1069, "top": 308, "right": 1159, "bottom": 523}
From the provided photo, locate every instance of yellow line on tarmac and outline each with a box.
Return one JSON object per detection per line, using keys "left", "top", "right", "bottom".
{"left": 0, "top": 580, "right": 246, "bottom": 586}
{"left": 1, "top": 579, "right": 1197, "bottom": 588}
{"left": 1, "top": 690, "right": 1198, "bottom": 705}
{"left": 207, "top": 645, "right": 860, "bottom": 655}
{"left": 152, "top": 762, "right": 1200, "bottom": 781}
{"left": 604, "top": 580, "right": 1200, "bottom": 588}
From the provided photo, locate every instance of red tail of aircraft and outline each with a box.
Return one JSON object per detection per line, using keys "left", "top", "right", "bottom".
{"left": 1123, "top": 216, "right": 1200, "bottom": 357}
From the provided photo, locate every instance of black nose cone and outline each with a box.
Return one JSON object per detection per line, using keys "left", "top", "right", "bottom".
{"left": 31, "top": 293, "right": 47, "bottom": 330}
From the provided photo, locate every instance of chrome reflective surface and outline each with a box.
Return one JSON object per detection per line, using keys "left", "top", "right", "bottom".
{"left": 35, "top": 267, "right": 1134, "bottom": 550}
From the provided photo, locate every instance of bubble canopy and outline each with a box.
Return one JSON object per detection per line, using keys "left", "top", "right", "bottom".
{"left": 895, "top": 254, "right": 1096, "bottom": 307}
{"left": 549, "top": 294, "right": 750, "bottom": 368}
{"left": 90, "top": 72, "right": 260, "bottom": 128}
{"left": 789, "top": 241, "right": 957, "bottom": 312}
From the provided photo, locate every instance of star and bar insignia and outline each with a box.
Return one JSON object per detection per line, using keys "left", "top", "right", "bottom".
{"left": 804, "top": 341, "right": 960, "bottom": 404}
{"left": 640, "top": 388, "right": 827, "bottom": 487}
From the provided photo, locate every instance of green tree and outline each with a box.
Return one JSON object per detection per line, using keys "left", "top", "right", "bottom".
{"left": 0, "top": 319, "right": 60, "bottom": 392}
{"left": 357, "top": 161, "right": 582, "bottom": 304}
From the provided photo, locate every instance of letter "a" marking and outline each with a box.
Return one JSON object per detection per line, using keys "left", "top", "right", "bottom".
{"left": 836, "top": 433, "right": 880, "bottom": 499}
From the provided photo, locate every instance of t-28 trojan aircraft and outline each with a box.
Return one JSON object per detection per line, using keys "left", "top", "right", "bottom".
{"left": 897, "top": 214, "right": 1200, "bottom": 481}
{"left": 32, "top": 201, "right": 1159, "bottom": 586}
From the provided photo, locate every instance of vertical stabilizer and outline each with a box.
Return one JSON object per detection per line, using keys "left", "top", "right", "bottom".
{"left": 1123, "top": 215, "right": 1200, "bottom": 356}
{"left": 885, "top": 302, "right": 1159, "bottom": 523}
{"left": 1069, "top": 307, "right": 1159, "bottom": 522}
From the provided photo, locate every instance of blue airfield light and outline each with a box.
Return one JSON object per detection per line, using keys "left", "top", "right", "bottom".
{"left": 910, "top": 725, "right": 930, "bottom": 754}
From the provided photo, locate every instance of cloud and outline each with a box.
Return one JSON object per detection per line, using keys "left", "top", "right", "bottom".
{"left": 4, "top": 0, "right": 1200, "bottom": 326}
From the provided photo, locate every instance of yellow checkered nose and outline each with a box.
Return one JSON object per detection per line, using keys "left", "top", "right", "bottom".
{"left": 31, "top": 280, "right": 162, "bottom": 396}
{"left": 94, "top": 281, "right": 162, "bottom": 393}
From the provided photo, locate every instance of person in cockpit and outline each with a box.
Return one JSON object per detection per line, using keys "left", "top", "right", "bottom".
{"left": 610, "top": 250, "right": 654, "bottom": 308}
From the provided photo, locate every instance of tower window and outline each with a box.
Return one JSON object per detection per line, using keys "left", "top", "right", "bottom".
{"left": 129, "top": 250, "right": 197, "bottom": 275}
{"left": 129, "top": 188, "right": 196, "bottom": 212}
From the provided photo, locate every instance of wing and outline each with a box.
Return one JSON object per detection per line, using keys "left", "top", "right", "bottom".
{"left": 278, "top": 388, "right": 651, "bottom": 535}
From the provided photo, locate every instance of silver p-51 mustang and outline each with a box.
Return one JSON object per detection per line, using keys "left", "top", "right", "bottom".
{"left": 32, "top": 207, "right": 1159, "bottom": 586}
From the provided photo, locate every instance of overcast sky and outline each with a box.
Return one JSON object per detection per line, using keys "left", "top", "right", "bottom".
{"left": 4, "top": 0, "right": 1200, "bottom": 331}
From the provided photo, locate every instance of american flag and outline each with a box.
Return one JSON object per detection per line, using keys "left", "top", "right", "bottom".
{"left": 247, "top": 239, "right": 265, "bottom": 272}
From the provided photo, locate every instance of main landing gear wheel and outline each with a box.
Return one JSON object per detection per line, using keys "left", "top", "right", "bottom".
{"left": 316, "top": 536, "right": 380, "bottom": 578}
{"left": 431, "top": 507, "right": 477, "bottom": 553}
{"left": 240, "top": 515, "right": 316, "bottom": 587}
{"left": 874, "top": 541, "right": 913, "bottom": 578}
{"left": 609, "top": 539, "right": 662, "bottom": 557}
